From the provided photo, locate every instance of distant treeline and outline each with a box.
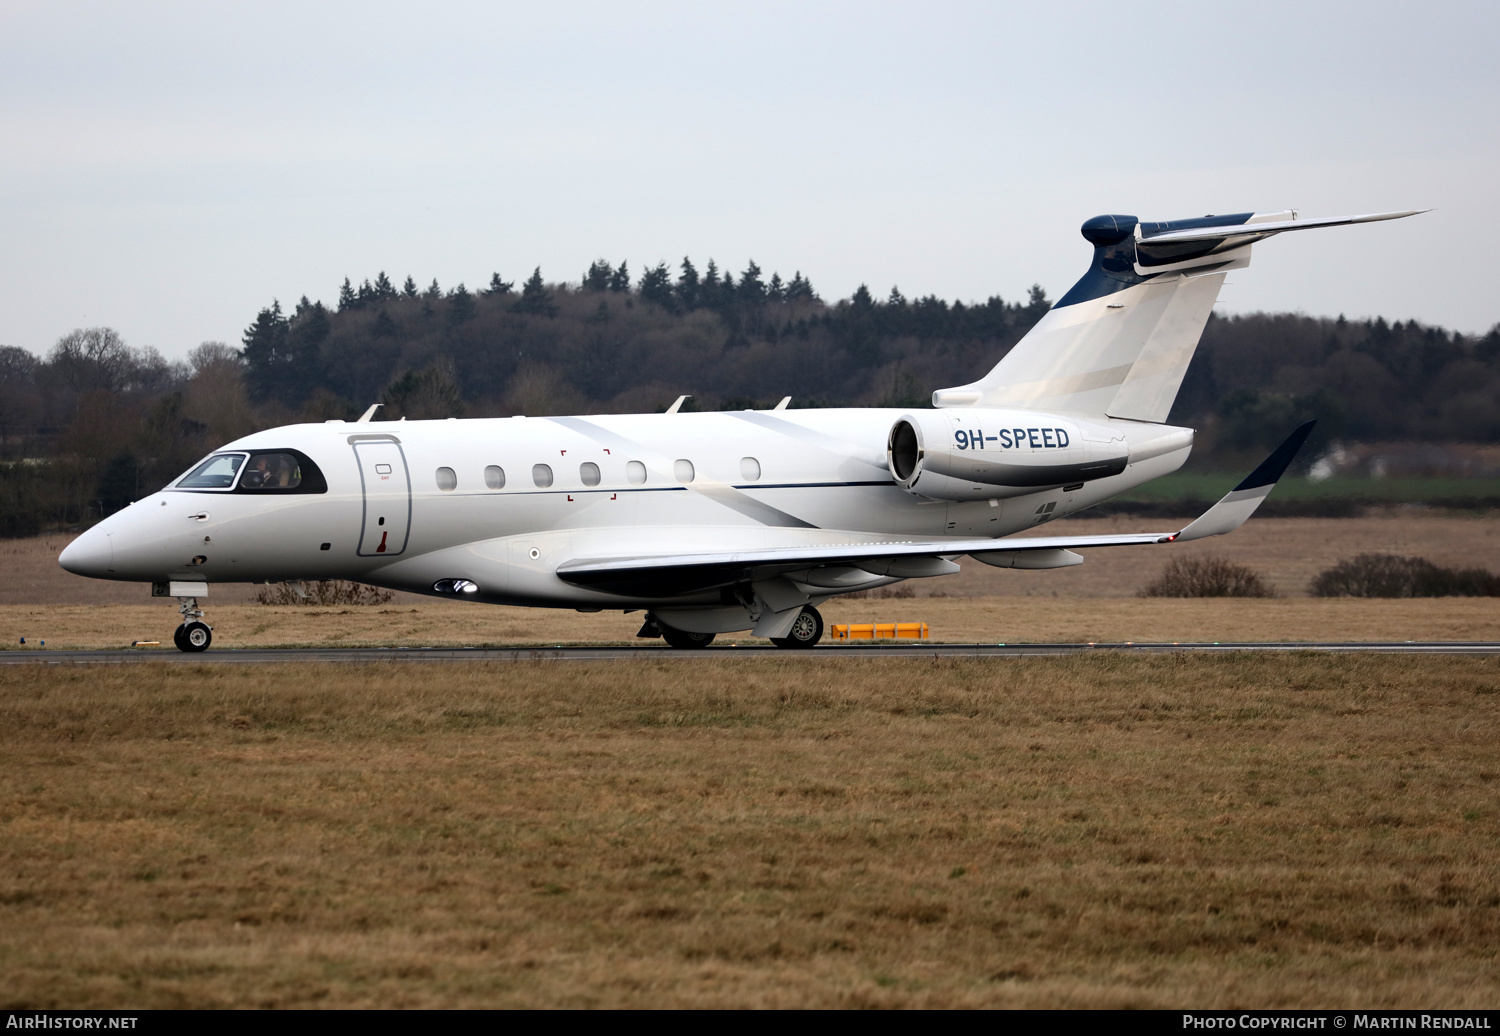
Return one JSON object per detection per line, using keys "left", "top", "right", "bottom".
{"left": 0, "top": 257, "right": 1496, "bottom": 534}
{"left": 240, "top": 262, "right": 1052, "bottom": 417}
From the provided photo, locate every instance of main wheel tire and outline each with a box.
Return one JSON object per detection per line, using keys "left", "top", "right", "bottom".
{"left": 660, "top": 626, "right": 715, "bottom": 649}
{"left": 180, "top": 621, "right": 212, "bottom": 652}
{"left": 771, "top": 606, "right": 823, "bottom": 649}
{"left": 172, "top": 624, "right": 188, "bottom": 651}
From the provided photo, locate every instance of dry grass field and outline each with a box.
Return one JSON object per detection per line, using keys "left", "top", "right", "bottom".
{"left": 2, "top": 654, "right": 1498, "bottom": 1008}
{"left": 3, "top": 517, "right": 1497, "bottom": 1008}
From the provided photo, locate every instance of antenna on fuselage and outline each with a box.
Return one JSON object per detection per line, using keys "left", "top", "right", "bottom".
{"left": 356, "top": 403, "right": 383, "bottom": 423}
{"left": 665, "top": 395, "right": 691, "bottom": 414}
{"left": 773, "top": 396, "right": 791, "bottom": 411}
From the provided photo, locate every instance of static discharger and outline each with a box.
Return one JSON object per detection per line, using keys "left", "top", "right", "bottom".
{"left": 831, "top": 622, "right": 929, "bottom": 642}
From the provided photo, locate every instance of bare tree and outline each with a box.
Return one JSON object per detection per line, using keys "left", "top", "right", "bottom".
{"left": 188, "top": 340, "right": 245, "bottom": 376}
{"left": 0, "top": 345, "right": 41, "bottom": 458}
{"left": 49, "top": 328, "right": 136, "bottom": 394}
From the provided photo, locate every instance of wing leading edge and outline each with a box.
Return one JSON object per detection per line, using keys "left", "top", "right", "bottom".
{"left": 555, "top": 422, "right": 1316, "bottom": 598}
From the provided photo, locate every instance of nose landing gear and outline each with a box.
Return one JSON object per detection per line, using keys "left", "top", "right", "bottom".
{"left": 173, "top": 596, "right": 212, "bottom": 652}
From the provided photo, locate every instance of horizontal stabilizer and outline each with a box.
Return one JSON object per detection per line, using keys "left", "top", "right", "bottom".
{"left": 1139, "top": 210, "right": 1427, "bottom": 246}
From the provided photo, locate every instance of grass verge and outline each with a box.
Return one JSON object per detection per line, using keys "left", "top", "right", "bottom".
{"left": 1, "top": 654, "right": 1497, "bottom": 1007}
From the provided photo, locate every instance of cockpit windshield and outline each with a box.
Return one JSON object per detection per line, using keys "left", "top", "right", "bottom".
{"left": 173, "top": 449, "right": 326, "bottom": 493}
{"left": 176, "top": 453, "right": 247, "bottom": 489}
{"left": 239, "top": 452, "right": 304, "bottom": 490}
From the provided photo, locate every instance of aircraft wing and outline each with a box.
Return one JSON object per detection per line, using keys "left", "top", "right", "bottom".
{"left": 556, "top": 422, "right": 1315, "bottom": 597}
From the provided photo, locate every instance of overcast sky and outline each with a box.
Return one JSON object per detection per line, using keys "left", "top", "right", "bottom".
{"left": 2, "top": 0, "right": 1496, "bottom": 360}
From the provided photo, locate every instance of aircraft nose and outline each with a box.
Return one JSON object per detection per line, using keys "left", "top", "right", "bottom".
{"left": 59, "top": 526, "right": 113, "bottom": 577}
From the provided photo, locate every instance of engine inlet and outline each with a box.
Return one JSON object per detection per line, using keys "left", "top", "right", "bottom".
{"left": 888, "top": 419, "right": 921, "bottom": 484}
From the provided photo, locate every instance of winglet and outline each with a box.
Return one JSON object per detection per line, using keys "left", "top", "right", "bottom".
{"left": 1175, "top": 421, "right": 1316, "bottom": 542}
{"left": 1233, "top": 420, "right": 1317, "bottom": 491}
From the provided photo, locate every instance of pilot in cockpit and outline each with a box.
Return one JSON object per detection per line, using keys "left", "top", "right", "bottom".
{"left": 243, "top": 454, "right": 294, "bottom": 489}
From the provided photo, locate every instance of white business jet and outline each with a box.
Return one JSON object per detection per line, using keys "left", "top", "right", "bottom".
{"left": 60, "top": 208, "right": 1424, "bottom": 651}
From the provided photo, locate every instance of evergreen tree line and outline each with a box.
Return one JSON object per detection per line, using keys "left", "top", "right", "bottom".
{"left": 241, "top": 258, "right": 1055, "bottom": 416}
{"left": 1172, "top": 311, "right": 1500, "bottom": 462}
{"left": 0, "top": 259, "right": 1495, "bottom": 535}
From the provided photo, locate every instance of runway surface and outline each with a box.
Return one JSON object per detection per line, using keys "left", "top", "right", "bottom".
{"left": 1, "top": 642, "right": 1498, "bottom": 664}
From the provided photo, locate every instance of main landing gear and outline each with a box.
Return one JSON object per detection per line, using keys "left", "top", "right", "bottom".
{"left": 173, "top": 596, "right": 212, "bottom": 653}
{"left": 771, "top": 606, "right": 824, "bottom": 650}
{"left": 662, "top": 626, "right": 717, "bottom": 649}
{"left": 639, "top": 614, "right": 717, "bottom": 649}
{"left": 640, "top": 605, "right": 826, "bottom": 650}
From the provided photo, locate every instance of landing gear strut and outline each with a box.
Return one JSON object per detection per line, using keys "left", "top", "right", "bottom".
{"left": 173, "top": 597, "right": 212, "bottom": 653}
{"left": 771, "top": 606, "right": 823, "bottom": 649}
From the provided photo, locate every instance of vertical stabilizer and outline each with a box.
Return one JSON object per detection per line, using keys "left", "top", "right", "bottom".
{"left": 1103, "top": 270, "right": 1226, "bottom": 421}
{"left": 932, "top": 208, "right": 1425, "bottom": 421}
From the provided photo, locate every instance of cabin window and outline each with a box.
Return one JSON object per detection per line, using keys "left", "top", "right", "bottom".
{"left": 484, "top": 465, "right": 506, "bottom": 489}
{"left": 178, "top": 453, "right": 246, "bottom": 489}
{"left": 435, "top": 466, "right": 457, "bottom": 491}
{"left": 580, "top": 461, "right": 601, "bottom": 487}
{"left": 626, "top": 460, "right": 647, "bottom": 485}
{"left": 740, "top": 456, "right": 761, "bottom": 481}
{"left": 532, "top": 463, "right": 554, "bottom": 488}
{"left": 240, "top": 452, "right": 306, "bottom": 490}
{"left": 674, "top": 459, "right": 695, "bottom": 483}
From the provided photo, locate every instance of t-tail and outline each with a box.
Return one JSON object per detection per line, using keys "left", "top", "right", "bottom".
{"left": 933, "top": 208, "right": 1428, "bottom": 420}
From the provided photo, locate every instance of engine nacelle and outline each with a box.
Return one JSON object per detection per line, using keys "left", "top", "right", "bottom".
{"left": 887, "top": 408, "right": 1132, "bottom": 500}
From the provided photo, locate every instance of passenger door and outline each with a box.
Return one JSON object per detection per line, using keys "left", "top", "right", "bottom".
{"left": 353, "top": 440, "right": 412, "bottom": 557}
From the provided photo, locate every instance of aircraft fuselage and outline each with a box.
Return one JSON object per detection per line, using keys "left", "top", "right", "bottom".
{"left": 60, "top": 406, "right": 1192, "bottom": 609}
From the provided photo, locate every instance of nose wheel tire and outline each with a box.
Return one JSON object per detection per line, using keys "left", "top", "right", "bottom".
{"left": 175, "top": 621, "right": 212, "bottom": 653}
{"left": 771, "top": 606, "right": 823, "bottom": 649}
{"left": 660, "top": 626, "right": 716, "bottom": 649}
